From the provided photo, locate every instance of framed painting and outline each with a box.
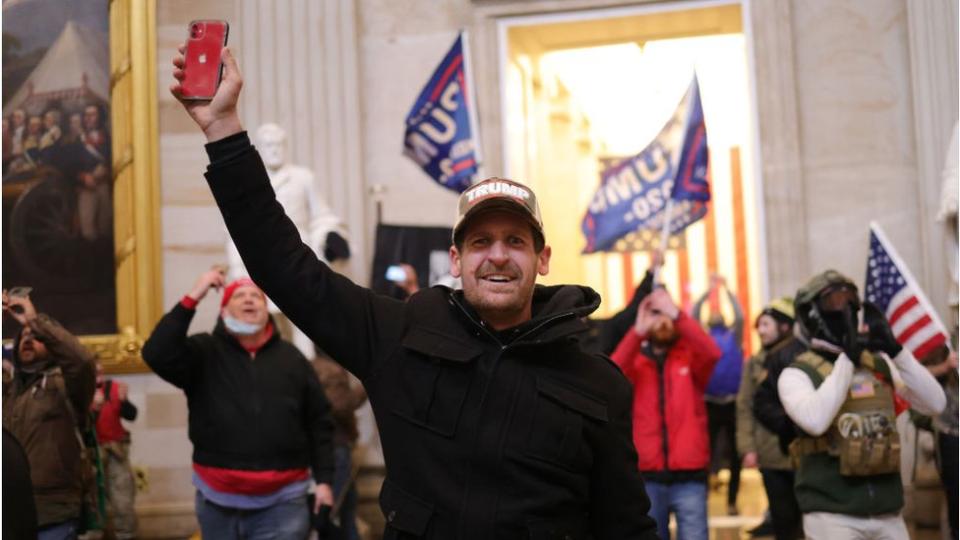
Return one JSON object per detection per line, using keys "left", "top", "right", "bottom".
{"left": 2, "top": 0, "right": 161, "bottom": 373}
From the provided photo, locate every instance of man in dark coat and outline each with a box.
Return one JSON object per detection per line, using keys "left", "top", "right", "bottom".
{"left": 142, "top": 270, "right": 335, "bottom": 540}
{"left": 168, "top": 46, "right": 658, "bottom": 539}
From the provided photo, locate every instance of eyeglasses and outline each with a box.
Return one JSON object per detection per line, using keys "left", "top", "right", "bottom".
{"left": 817, "top": 284, "right": 860, "bottom": 312}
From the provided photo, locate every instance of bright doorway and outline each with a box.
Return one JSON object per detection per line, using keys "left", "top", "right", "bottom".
{"left": 499, "top": 1, "right": 765, "bottom": 352}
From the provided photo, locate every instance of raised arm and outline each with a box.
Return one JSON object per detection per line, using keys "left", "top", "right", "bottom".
{"left": 725, "top": 287, "right": 744, "bottom": 345}
{"left": 3, "top": 292, "right": 95, "bottom": 415}
{"left": 170, "top": 47, "right": 404, "bottom": 380}
{"left": 142, "top": 268, "right": 224, "bottom": 389}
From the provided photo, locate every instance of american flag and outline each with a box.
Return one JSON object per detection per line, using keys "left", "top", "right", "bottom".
{"left": 864, "top": 223, "right": 949, "bottom": 360}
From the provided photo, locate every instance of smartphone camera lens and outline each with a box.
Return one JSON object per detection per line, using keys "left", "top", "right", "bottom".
{"left": 190, "top": 23, "right": 203, "bottom": 39}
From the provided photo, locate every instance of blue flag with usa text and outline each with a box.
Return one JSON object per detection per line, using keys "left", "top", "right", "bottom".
{"left": 403, "top": 33, "right": 479, "bottom": 193}
{"left": 581, "top": 76, "right": 710, "bottom": 253}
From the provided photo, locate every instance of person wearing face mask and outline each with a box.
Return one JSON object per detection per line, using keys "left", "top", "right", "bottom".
{"left": 226, "top": 123, "right": 351, "bottom": 358}
{"left": 778, "top": 270, "right": 946, "bottom": 540}
{"left": 611, "top": 287, "right": 722, "bottom": 540}
{"left": 141, "top": 268, "right": 335, "bottom": 540}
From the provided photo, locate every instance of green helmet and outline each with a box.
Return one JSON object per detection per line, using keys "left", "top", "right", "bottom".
{"left": 795, "top": 270, "right": 857, "bottom": 310}
{"left": 794, "top": 270, "right": 859, "bottom": 342}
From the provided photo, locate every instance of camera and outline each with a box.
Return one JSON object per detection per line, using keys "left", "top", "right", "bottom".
{"left": 190, "top": 22, "right": 205, "bottom": 39}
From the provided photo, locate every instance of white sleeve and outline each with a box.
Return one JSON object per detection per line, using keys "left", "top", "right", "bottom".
{"left": 887, "top": 348, "right": 946, "bottom": 415}
{"left": 778, "top": 355, "right": 855, "bottom": 436}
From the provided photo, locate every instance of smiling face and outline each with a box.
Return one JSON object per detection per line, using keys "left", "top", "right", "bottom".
{"left": 221, "top": 284, "right": 269, "bottom": 328}
{"left": 450, "top": 210, "right": 551, "bottom": 330}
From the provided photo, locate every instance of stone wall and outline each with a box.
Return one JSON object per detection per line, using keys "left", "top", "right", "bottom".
{"left": 114, "top": 0, "right": 957, "bottom": 536}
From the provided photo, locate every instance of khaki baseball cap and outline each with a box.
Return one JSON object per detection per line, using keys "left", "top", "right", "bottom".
{"left": 452, "top": 177, "right": 544, "bottom": 246}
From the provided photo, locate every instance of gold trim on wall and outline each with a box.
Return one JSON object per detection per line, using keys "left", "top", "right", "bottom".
{"left": 84, "top": 0, "right": 161, "bottom": 374}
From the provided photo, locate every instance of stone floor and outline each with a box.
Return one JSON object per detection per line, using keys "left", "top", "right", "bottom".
{"left": 142, "top": 468, "right": 952, "bottom": 539}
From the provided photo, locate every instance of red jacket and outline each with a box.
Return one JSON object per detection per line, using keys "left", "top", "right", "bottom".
{"left": 611, "top": 312, "right": 720, "bottom": 473}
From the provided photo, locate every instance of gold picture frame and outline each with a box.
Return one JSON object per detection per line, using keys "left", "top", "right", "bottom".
{"left": 84, "top": 0, "right": 162, "bottom": 373}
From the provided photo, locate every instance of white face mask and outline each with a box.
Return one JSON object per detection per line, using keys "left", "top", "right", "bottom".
{"left": 223, "top": 315, "right": 265, "bottom": 336}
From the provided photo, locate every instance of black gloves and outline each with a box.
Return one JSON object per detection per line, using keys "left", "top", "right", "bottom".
{"left": 842, "top": 304, "right": 864, "bottom": 367}
{"left": 323, "top": 231, "right": 350, "bottom": 263}
{"left": 863, "top": 301, "right": 903, "bottom": 358}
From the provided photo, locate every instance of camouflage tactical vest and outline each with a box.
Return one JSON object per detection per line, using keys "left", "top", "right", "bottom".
{"left": 788, "top": 351, "right": 900, "bottom": 476}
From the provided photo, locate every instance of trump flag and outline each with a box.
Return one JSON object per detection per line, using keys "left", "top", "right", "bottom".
{"left": 864, "top": 222, "right": 950, "bottom": 360}
{"left": 582, "top": 75, "right": 710, "bottom": 253}
{"left": 403, "top": 33, "right": 479, "bottom": 193}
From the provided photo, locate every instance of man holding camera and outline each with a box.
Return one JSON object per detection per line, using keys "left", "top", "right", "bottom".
{"left": 169, "top": 46, "right": 657, "bottom": 539}
{"left": 778, "top": 270, "right": 945, "bottom": 539}
{"left": 2, "top": 290, "right": 96, "bottom": 539}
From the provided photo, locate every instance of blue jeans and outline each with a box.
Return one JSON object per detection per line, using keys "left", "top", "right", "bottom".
{"left": 645, "top": 480, "right": 708, "bottom": 540}
{"left": 37, "top": 520, "right": 78, "bottom": 540}
{"left": 333, "top": 445, "right": 360, "bottom": 540}
{"left": 195, "top": 490, "right": 310, "bottom": 540}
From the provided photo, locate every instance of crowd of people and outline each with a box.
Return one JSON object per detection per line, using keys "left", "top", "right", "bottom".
{"left": 3, "top": 101, "right": 112, "bottom": 243}
{"left": 1, "top": 44, "right": 957, "bottom": 540}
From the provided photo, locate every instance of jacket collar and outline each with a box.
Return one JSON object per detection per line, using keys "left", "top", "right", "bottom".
{"left": 445, "top": 283, "right": 600, "bottom": 346}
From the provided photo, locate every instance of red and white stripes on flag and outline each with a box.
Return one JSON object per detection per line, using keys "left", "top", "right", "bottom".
{"left": 864, "top": 222, "right": 950, "bottom": 360}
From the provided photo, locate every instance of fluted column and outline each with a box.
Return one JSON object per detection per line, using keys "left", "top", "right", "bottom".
{"left": 235, "top": 0, "right": 368, "bottom": 282}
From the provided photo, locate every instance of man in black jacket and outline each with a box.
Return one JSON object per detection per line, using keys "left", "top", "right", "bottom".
{"left": 169, "top": 47, "right": 657, "bottom": 539}
{"left": 142, "top": 268, "right": 334, "bottom": 539}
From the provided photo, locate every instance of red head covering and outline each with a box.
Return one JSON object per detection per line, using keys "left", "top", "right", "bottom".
{"left": 221, "top": 278, "right": 264, "bottom": 308}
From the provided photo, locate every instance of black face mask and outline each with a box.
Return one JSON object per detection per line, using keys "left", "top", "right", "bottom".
{"left": 819, "top": 310, "right": 848, "bottom": 345}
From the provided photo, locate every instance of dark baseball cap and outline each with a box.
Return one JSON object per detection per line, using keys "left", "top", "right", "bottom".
{"left": 452, "top": 177, "right": 544, "bottom": 246}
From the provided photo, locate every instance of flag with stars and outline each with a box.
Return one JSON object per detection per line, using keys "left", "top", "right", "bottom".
{"left": 864, "top": 222, "right": 949, "bottom": 360}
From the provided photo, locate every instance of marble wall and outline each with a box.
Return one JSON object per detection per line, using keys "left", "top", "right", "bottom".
{"left": 113, "top": 0, "right": 957, "bottom": 536}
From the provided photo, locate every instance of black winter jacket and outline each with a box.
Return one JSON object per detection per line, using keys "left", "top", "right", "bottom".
{"left": 203, "top": 132, "right": 658, "bottom": 540}
{"left": 142, "top": 305, "right": 334, "bottom": 484}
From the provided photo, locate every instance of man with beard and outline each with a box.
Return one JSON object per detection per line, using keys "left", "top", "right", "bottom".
{"left": 167, "top": 46, "right": 658, "bottom": 539}
{"left": 778, "top": 270, "right": 945, "bottom": 539}
{"left": 1, "top": 290, "right": 96, "bottom": 539}
{"left": 736, "top": 298, "right": 802, "bottom": 539}
{"left": 611, "top": 287, "right": 721, "bottom": 540}
{"left": 142, "top": 269, "right": 335, "bottom": 539}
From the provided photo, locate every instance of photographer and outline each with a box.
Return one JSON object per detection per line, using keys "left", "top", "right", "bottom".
{"left": 1, "top": 289, "right": 97, "bottom": 539}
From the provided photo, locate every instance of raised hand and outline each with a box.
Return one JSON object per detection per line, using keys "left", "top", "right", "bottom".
{"left": 646, "top": 288, "right": 679, "bottom": 320}
{"left": 170, "top": 45, "right": 244, "bottom": 141}
{"left": 842, "top": 304, "right": 864, "bottom": 366}
{"left": 2, "top": 290, "right": 37, "bottom": 326}
{"left": 188, "top": 266, "right": 227, "bottom": 303}
{"left": 862, "top": 301, "right": 902, "bottom": 358}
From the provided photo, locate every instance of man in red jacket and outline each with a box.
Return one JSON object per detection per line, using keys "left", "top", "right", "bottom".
{"left": 612, "top": 287, "right": 721, "bottom": 540}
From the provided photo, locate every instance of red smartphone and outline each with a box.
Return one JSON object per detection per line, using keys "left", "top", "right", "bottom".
{"left": 181, "top": 20, "right": 230, "bottom": 100}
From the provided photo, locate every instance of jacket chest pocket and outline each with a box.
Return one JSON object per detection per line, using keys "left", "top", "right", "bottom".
{"left": 391, "top": 328, "right": 480, "bottom": 438}
{"left": 525, "top": 377, "right": 608, "bottom": 471}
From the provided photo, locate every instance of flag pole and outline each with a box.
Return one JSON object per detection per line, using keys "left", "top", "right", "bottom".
{"left": 869, "top": 221, "right": 952, "bottom": 351}
{"left": 654, "top": 198, "right": 674, "bottom": 284}
{"left": 459, "top": 29, "right": 485, "bottom": 182}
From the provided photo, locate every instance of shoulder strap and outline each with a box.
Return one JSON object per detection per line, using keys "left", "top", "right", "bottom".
{"left": 860, "top": 352, "right": 894, "bottom": 384}
{"left": 791, "top": 351, "right": 833, "bottom": 388}
{"left": 104, "top": 379, "right": 113, "bottom": 402}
